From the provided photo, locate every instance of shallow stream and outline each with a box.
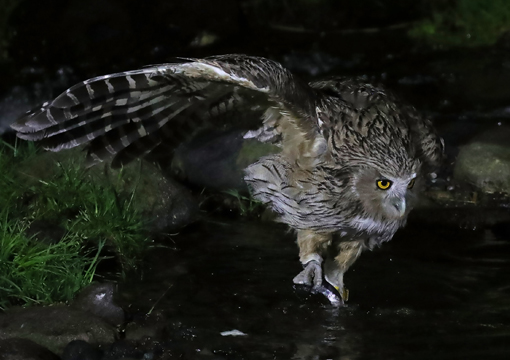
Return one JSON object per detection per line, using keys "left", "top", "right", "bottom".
{"left": 119, "top": 216, "right": 510, "bottom": 359}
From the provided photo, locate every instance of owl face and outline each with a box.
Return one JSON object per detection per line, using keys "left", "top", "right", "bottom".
{"left": 354, "top": 165, "right": 421, "bottom": 220}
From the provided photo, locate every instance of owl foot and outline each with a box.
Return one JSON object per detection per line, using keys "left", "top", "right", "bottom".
{"left": 293, "top": 260, "right": 323, "bottom": 288}
{"left": 315, "top": 281, "right": 344, "bottom": 306}
{"left": 328, "top": 284, "right": 348, "bottom": 302}
{"left": 324, "top": 258, "right": 349, "bottom": 302}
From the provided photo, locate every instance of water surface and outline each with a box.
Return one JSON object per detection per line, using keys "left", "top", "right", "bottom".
{"left": 120, "top": 214, "right": 510, "bottom": 359}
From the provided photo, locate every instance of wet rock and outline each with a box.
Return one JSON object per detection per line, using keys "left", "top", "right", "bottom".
{"left": 102, "top": 338, "right": 171, "bottom": 359}
{"left": 61, "top": 340, "right": 102, "bottom": 360}
{"left": 16, "top": 148, "right": 198, "bottom": 232}
{"left": 171, "top": 130, "right": 279, "bottom": 191}
{"left": 109, "top": 159, "right": 198, "bottom": 232}
{"left": 103, "top": 340, "right": 145, "bottom": 359}
{"left": 453, "top": 125, "right": 510, "bottom": 193}
{"left": 71, "top": 283, "right": 125, "bottom": 327}
{"left": 413, "top": 190, "right": 510, "bottom": 228}
{"left": 124, "top": 311, "right": 169, "bottom": 342}
{"left": 0, "top": 306, "right": 117, "bottom": 355}
{"left": 0, "top": 338, "right": 60, "bottom": 360}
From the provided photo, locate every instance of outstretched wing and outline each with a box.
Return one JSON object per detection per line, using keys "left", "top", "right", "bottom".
{"left": 11, "top": 55, "right": 318, "bottom": 168}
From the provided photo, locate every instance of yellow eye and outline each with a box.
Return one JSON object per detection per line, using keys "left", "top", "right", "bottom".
{"left": 376, "top": 179, "right": 392, "bottom": 190}
{"left": 408, "top": 178, "right": 416, "bottom": 189}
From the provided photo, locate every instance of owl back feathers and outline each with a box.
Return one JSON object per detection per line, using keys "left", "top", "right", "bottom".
{"left": 310, "top": 77, "right": 443, "bottom": 175}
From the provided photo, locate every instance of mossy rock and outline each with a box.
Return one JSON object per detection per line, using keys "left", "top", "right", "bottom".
{"left": 17, "top": 147, "right": 198, "bottom": 232}
{"left": 453, "top": 125, "right": 510, "bottom": 193}
{"left": 0, "top": 306, "right": 117, "bottom": 355}
{"left": 172, "top": 130, "right": 279, "bottom": 191}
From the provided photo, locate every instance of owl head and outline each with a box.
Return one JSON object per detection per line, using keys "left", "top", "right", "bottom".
{"left": 319, "top": 95, "right": 425, "bottom": 221}
{"left": 352, "top": 162, "right": 421, "bottom": 221}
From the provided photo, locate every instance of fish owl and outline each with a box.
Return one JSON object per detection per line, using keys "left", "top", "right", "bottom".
{"left": 11, "top": 55, "right": 444, "bottom": 304}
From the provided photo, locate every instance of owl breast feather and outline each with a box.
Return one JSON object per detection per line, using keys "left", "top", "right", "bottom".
{"left": 245, "top": 154, "right": 405, "bottom": 241}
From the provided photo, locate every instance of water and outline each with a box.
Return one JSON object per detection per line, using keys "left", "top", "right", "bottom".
{"left": 119, "top": 214, "right": 510, "bottom": 359}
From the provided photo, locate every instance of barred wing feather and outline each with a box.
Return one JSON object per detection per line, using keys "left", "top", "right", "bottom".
{"left": 12, "top": 55, "right": 317, "bottom": 167}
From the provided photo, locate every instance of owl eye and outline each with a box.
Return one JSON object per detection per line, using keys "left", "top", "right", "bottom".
{"left": 407, "top": 178, "right": 416, "bottom": 189}
{"left": 376, "top": 179, "right": 392, "bottom": 190}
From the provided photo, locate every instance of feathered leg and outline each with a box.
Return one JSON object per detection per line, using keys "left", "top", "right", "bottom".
{"left": 324, "top": 239, "right": 364, "bottom": 301}
{"left": 292, "top": 230, "right": 332, "bottom": 287}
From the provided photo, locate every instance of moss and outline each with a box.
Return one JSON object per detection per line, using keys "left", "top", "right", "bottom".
{"left": 409, "top": 0, "right": 510, "bottom": 47}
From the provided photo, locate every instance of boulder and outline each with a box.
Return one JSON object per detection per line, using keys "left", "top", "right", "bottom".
{"left": 454, "top": 125, "right": 510, "bottom": 193}
{"left": 0, "top": 338, "right": 60, "bottom": 360}
{"left": 171, "top": 130, "right": 279, "bottom": 191}
{"left": 0, "top": 306, "right": 116, "bottom": 355}
{"left": 61, "top": 340, "right": 102, "bottom": 360}
{"left": 71, "top": 283, "right": 125, "bottom": 327}
{"left": 16, "top": 147, "right": 198, "bottom": 232}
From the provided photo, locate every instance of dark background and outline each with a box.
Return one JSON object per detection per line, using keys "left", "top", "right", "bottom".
{"left": 3, "top": 0, "right": 510, "bottom": 151}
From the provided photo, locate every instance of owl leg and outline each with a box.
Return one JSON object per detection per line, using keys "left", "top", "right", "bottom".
{"left": 324, "top": 240, "right": 364, "bottom": 301}
{"left": 292, "top": 230, "right": 332, "bottom": 288}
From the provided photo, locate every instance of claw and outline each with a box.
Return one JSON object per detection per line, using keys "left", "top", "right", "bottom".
{"left": 293, "top": 260, "right": 322, "bottom": 287}
{"left": 315, "top": 281, "right": 344, "bottom": 306}
{"left": 330, "top": 284, "right": 349, "bottom": 302}
{"left": 333, "top": 286, "right": 348, "bottom": 302}
{"left": 324, "top": 257, "right": 350, "bottom": 302}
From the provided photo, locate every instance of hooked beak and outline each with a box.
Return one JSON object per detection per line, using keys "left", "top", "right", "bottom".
{"left": 389, "top": 196, "right": 406, "bottom": 218}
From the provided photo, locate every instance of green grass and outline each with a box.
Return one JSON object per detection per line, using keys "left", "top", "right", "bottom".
{"left": 0, "top": 212, "right": 104, "bottom": 309}
{"left": 409, "top": 0, "right": 510, "bottom": 47}
{"left": 0, "top": 140, "right": 148, "bottom": 308}
{"left": 25, "top": 161, "right": 147, "bottom": 271}
{"left": 223, "top": 189, "right": 265, "bottom": 217}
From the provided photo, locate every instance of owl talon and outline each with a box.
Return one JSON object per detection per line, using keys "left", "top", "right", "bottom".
{"left": 293, "top": 260, "right": 322, "bottom": 287}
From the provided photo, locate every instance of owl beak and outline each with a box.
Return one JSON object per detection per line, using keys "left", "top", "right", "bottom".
{"left": 390, "top": 196, "right": 406, "bottom": 218}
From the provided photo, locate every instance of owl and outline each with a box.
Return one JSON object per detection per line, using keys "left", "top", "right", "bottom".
{"left": 11, "top": 55, "right": 443, "bottom": 305}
